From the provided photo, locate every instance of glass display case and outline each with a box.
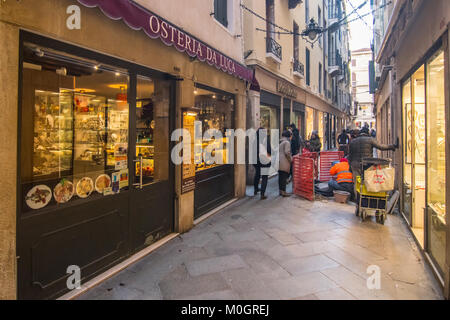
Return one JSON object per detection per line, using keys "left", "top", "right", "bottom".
{"left": 194, "top": 89, "right": 233, "bottom": 172}
{"left": 135, "top": 97, "right": 155, "bottom": 182}
{"left": 33, "top": 90, "right": 73, "bottom": 178}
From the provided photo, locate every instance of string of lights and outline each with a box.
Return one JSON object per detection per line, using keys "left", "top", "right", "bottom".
{"left": 240, "top": 3, "right": 291, "bottom": 33}
{"left": 347, "top": 0, "right": 382, "bottom": 38}
{"left": 252, "top": 1, "right": 391, "bottom": 37}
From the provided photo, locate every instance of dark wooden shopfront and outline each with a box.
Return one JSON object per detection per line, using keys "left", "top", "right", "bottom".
{"left": 193, "top": 84, "right": 235, "bottom": 219}
{"left": 17, "top": 32, "right": 175, "bottom": 300}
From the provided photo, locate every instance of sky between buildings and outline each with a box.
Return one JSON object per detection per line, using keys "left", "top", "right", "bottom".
{"left": 345, "top": 0, "right": 374, "bottom": 51}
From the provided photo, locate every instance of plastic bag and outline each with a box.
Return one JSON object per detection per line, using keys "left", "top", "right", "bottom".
{"left": 364, "top": 165, "right": 395, "bottom": 192}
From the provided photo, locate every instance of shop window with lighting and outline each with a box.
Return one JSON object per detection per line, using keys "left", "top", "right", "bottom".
{"left": 20, "top": 43, "right": 129, "bottom": 213}
{"left": 426, "top": 49, "right": 446, "bottom": 274}
{"left": 135, "top": 76, "right": 170, "bottom": 185}
{"left": 214, "top": 0, "right": 228, "bottom": 28}
{"left": 193, "top": 85, "right": 234, "bottom": 172}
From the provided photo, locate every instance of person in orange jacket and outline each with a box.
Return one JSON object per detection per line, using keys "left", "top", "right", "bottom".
{"left": 328, "top": 158, "right": 354, "bottom": 195}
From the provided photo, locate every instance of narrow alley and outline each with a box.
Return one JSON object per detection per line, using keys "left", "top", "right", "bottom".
{"left": 77, "top": 179, "right": 443, "bottom": 300}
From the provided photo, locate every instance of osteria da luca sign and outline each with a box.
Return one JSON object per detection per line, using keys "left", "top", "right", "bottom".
{"left": 77, "top": 0, "right": 253, "bottom": 82}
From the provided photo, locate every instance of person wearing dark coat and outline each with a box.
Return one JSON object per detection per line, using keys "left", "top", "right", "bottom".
{"left": 348, "top": 127, "right": 399, "bottom": 177}
{"left": 279, "top": 130, "right": 293, "bottom": 197}
{"left": 289, "top": 123, "right": 303, "bottom": 156}
{"left": 253, "top": 127, "right": 271, "bottom": 199}
{"left": 337, "top": 129, "right": 350, "bottom": 156}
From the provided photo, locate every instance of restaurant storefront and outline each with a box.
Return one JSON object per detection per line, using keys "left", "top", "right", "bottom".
{"left": 0, "top": 0, "right": 251, "bottom": 299}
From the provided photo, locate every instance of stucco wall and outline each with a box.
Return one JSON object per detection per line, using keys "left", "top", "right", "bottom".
{"left": 0, "top": 20, "right": 19, "bottom": 300}
{"left": 396, "top": 0, "right": 450, "bottom": 81}
{"left": 135, "top": 0, "right": 245, "bottom": 64}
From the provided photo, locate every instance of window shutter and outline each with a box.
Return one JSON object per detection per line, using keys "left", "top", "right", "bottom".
{"left": 215, "top": 0, "right": 228, "bottom": 28}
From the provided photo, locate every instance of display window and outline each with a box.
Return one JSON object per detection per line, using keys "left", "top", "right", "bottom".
{"left": 194, "top": 86, "right": 234, "bottom": 172}
{"left": 426, "top": 49, "right": 446, "bottom": 273}
{"left": 402, "top": 79, "right": 413, "bottom": 224}
{"left": 135, "top": 76, "right": 170, "bottom": 185}
{"left": 260, "top": 105, "right": 279, "bottom": 132}
{"left": 305, "top": 107, "right": 314, "bottom": 139}
{"left": 401, "top": 46, "right": 447, "bottom": 274}
{"left": 20, "top": 43, "right": 130, "bottom": 213}
{"left": 318, "top": 111, "right": 324, "bottom": 149}
{"left": 293, "top": 111, "right": 305, "bottom": 139}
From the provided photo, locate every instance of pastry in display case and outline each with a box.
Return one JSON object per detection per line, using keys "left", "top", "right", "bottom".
{"left": 136, "top": 145, "right": 154, "bottom": 178}
{"left": 106, "top": 105, "right": 129, "bottom": 167}
{"left": 135, "top": 98, "right": 155, "bottom": 179}
{"left": 194, "top": 137, "right": 228, "bottom": 171}
{"left": 33, "top": 90, "right": 73, "bottom": 178}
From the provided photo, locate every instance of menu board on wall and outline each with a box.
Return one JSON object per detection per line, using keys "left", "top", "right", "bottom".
{"left": 181, "top": 112, "right": 196, "bottom": 194}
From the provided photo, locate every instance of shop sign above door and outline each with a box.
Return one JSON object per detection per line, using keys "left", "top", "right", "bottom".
{"left": 77, "top": 0, "right": 253, "bottom": 82}
{"left": 276, "top": 80, "right": 297, "bottom": 99}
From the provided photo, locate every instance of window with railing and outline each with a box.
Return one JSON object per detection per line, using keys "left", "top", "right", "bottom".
{"left": 293, "top": 59, "right": 305, "bottom": 76}
{"left": 265, "top": 0, "right": 281, "bottom": 61}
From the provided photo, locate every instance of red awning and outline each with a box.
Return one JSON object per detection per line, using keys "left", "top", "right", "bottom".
{"left": 77, "top": 0, "right": 253, "bottom": 82}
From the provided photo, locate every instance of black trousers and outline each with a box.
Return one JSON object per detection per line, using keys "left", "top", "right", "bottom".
{"left": 278, "top": 171, "right": 290, "bottom": 192}
{"left": 254, "top": 165, "right": 268, "bottom": 195}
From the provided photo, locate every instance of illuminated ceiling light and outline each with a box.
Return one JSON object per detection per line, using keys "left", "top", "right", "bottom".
{"left": 115, "top": 72, "right": 121, "bottom": 76}
{"left": 74, "top": 88, "right": 96, "bottom": 93}
{"left": 212, "top": 95, "right": 216, "bottom": 99}
{"left": 108, "top": 84, "right": 128, "bottom": 90}
{"left": 194, "top": 90, "right": 198, "bottom": 95}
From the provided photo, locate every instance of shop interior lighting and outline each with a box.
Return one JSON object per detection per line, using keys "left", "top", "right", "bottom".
{"left": 27, "top": 44, "right": 126, "bottom": 75}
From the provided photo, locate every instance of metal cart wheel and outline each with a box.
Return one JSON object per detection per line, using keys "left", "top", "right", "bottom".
{"left": 379, "top": 213, "right": 386, "bottom": 225}
{"left": 360, "top": 209, "right": 366, "bottom": 221}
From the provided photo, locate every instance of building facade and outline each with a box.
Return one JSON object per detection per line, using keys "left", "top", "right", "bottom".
{"left": 243, "top": 0, "right": 352, "bottom": 155}
{"left": 351, "top": 48, "right": 375, "bottom": 129}
{"left": 372, "top": 0, "right": 450, "bottom": 299}
{"left": 0, "top": 0, "right": 253, "bottom": 300}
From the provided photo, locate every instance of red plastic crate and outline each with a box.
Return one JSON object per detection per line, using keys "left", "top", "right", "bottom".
{"left": 293, "top": 155, "right": 315, "bottom": 201}
{"left": 318, "top": 151, "right": 345, "bottom": 182}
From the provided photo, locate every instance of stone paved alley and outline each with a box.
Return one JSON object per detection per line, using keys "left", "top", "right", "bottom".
{"left": 78, "top": 179, "right": 443, "bottom": 300}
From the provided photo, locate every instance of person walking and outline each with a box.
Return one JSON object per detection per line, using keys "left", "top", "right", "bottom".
{"left": 279, "top": 130, "right": 293, "bottom": 197}
{"left": 337, "top": 129, "right": 350, "bottom": 156}
{"left": 289, "top": 123, "right": 303, "bottom": 156}
{"left": 287, "top": 123, "right": 303, "bottom": 183}
{"left": 253, "top": 127, "right": 271, "bottom": 200}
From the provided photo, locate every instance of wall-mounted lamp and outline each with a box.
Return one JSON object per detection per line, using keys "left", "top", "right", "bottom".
{"left": 244, "top": 50, "right": 254, "bottom": 60}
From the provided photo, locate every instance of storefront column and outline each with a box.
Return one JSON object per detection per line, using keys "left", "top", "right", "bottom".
{"left": 246, "top": 90, "right": 260, "bottom": 185}
{"left": 247, "top": 90, "right": 260, "bottom": 130}
{"left": 0, "top": 21, "right": 18, "bottom": 300}
{"left": 175, "top": 80, "right": 195, "bottom": 233}
{"left": 235, "top": 92, "right": 247, "bottom": 198}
